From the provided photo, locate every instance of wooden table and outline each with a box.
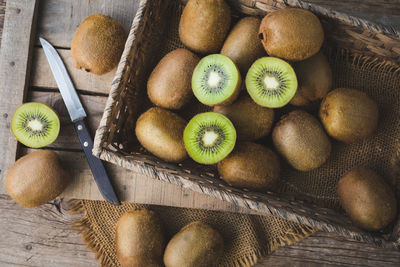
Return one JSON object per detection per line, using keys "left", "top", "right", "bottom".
{"left": 0, "top": 1, "right": 399, "bottom": 266}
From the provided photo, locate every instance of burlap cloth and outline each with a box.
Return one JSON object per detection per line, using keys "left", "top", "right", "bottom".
{"left": 70, "top": 1, "right": 400, "bottom": 264}
{"left": 71, "top": 49, "right": 400, "bottom": 266}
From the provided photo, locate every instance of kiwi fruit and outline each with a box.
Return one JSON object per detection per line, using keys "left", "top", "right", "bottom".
{"left": 71, "top": 14, "right": 126, "bottom": 75}
{"left": 245, "top": 57, "right": 297, "bottom": 108}
{"left": 192, "top": 54, "right": 241, "bottom": 106}
{"left": 290, "top": 51, "right": 332, "bottom": 106}
{"left": 135, "top": 107, "right": 188, "bottom": 162}
{"left": 221, "top": 17, "right": 266, "bottom": 75}
{"left": 147, "top": 49, "right": 200, "bottom": 110}
{"left": 218, "top": 142, "right": 280, "bottom": 191}
{"left": 179, "top": 0, "right": 231, "bottom": 54}
{"left": 5, "top": 150, "right": 70, "bottom": 208}
{"left": 259, "top": 8, "right": 324, "bottom": 61}
{"left": 11, "top": 102, "right": 60, "bottom": 148}
{"left": 338, "top": 167, "right": 397, "bottom": 231}
{"left": 319, "top": 88, "right": 379, "bottom": 143}
{"left": 116, "top": 209, "right": 165, "bottom": 267}
{"left": 184, "top": 112, "right": 236, "bottom": 164}
{"left": 213, "top": 93, "right": 274, "bottom": 141}
{"left": 164, "top": 221, "right": 224, "bottom": 267}
{"left": 272, "top": 110, "right": 331, "bottom": 171}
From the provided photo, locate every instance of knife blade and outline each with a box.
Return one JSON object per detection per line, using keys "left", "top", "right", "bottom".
{"left": 40, "top": 37, "right": 120, "bottom": 205}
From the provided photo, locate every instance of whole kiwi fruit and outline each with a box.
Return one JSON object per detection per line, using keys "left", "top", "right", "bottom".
{"left": 164, "top": 221, "right": 224, "bottom": 267}
{"left": 218, "top": 142, "right": 280, "bottom": 191}
{"left": 221, "top": 17, "right": 266, "bottom": 75}
{"left": 259, "top": 8, "right": 324, "bottom": 61}
{"left": 116, "top": 209, "right": 165, "bottom": 267}
{"left": 135, "top": 107, "right": 188, "bottom": 162}
{"left": 338, "top": 167, "right": 397, "bottom": 231}
{"left": 290, "top": 51, "right": 332, "bottom": 106}
{"left": 213, "top": 93, "right": 274, "bottom": 141}
{"left": 5, "top": 150, "right": 70, "bottom": 208}
{"left": 272, "top": 110, "right": 331, "bottom": 171}
{"left": 147, "top": 49, "right": 200, "bottom": 110}
{"left": 319, "top": 88, "right": 379, "bottom": 143}
{"left": 71, "top": 14, "right": 126, "bottom": 75}
{"left": 179, "top": 0, "right": 231, "bottom": 54}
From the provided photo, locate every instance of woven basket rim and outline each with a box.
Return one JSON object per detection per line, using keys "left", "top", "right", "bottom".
{"left": 93, "top": 0, "right": 400, "bottom": 249}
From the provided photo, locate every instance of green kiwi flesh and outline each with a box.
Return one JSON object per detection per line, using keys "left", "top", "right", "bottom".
{"left": 338, "top": 167, "right": 397, "bottom": 231}
{"left": 218, "top": 142, "right": 280, "bottom": 191}
{"left": 184, "top": 112, "right": 236, "bottom": 164}
{"left": 192, "top": 54, "right": 241, "bottom": 106}
{"left": 213, "top": 93, "right": 274, "bottom": 141}
{"left": 11, "top": 102, "right": 60, "bottom": 148}
{"left": 245, "top": 57, "right": 297, "bottom": 108}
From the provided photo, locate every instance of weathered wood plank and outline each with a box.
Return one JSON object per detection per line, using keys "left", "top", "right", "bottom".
{"left": 26, "top": 90, "right": 106, "bottom": 150}
{"left": 31, "top": 48, "right": 115, "bottom": 94}
{"left": 19, "top": 148, "right": 250, "bottom": 214}
{"left": 36, "top": 0, "right": 140, "bottom": 48}
{"left": 0, "top": 0, "right": 38, "bottom": 190}
{"left": 0, "top": 195, "right": 399, "bottom": 267}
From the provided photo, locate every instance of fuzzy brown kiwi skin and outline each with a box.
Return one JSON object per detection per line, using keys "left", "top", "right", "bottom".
{"left": 218, "top": 142, "right": 280, "bottom": 191}
{"left": 71, "top": 14, "right": 126, "bottom": 75}
{"left": 272, "top": 110, "right": 331, "bottom": 171}
{"left": 213, "top": 93, "right": 274, "bottom": 141}
{"left": 135, "top": 107, "right": 188, "bottom": 163}
{"left": 290, "top": 51, "right": 332, "bottom": 106}
{"left": 179, "top": 0, "right": 231, "bottom": 54}
{"left": 164, "top": 221, "right": 224, "bottom": 267}
{"left": 259, "top": 8, "right": 324, "bottom": 61}
{"left": 319, "top": 88, "right": 379, "bottom": 143}
{"left": 338, "top": 167, "right": 397, "bottom": 231}
{"left": 116, "top": 209, "right": 165, "bottom": 267}
{"left": 5, "top": 150, "right": 70, "bottom": 208}
{"left": 221, "top": 17, "right": 266, "bottom": 75}
{"left": 148, "top": 49, "right": 199, "bottom": 110}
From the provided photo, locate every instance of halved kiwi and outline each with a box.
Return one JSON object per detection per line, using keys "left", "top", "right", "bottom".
{"left": 184, "top": 112, "right": 236, "bottom": 164}
{"left": 245, "top": 57, "right": 297, "bottom": 108}
{"left": 192, "top": 54, "right": 241, "bottom": 106}
{"left": 11, "top": 102, "right": 60, "bottom": 148}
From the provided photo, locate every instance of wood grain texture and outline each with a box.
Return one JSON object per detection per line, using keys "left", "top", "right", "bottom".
{"left": 36, "top": 0, "right": 140, "bottom": 48}
{"left": 0, "top": 195, "right": 399, "bottom": 267}
{"left": 31, "top": 48, "right": 115, "bottom": 94}
{"left": 0, "top": 0, "right": 38, "bottom": 190}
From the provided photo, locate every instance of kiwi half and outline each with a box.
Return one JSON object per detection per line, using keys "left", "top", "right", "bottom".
{"left": 192, "top": 54, "right": 241, "bottom": 106}
{"left": 11, "top": 102, "right": 60, "bottom": 148}
{"left": 184, "top": 112, "right": 236, "bottom": 164}
{"left": 245, "top": 57, "right": 297, "bottom": 108}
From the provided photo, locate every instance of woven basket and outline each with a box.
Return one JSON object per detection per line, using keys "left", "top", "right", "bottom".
{"left": 93, "top": 0, "right": 400, "bottom": 248}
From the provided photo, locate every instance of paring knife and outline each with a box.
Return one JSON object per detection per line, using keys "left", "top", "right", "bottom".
{"left": 40, "top": 37, "right": 120, "bottom": 205}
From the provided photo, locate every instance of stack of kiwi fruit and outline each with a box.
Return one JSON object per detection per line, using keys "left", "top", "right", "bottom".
{"left": 135, "top": 0, "right": 398, "bottom": 233}
{"left": 115, "top": 208, "right": 224, "bottom": 267}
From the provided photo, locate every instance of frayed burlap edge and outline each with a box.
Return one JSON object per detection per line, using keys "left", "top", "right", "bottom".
{"left": 69, "top": 199, "right": 316, "bottom": 267}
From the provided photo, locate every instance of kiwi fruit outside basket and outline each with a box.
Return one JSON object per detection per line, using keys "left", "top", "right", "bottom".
{"left": 11, "top": 102, "right": 60, "bottom": 148}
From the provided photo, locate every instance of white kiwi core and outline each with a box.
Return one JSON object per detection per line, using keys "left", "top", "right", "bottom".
{"left": 208, "top": 71, "right": 222, "bottom": 88}
{"left": 28, "top": 119, "right": 44, "bottom": 131}
{"left": 202, "top": 130, "right": 219, "bottom": 147}
{"left": 263, "top": 75, "right": 280, "bottom": 90}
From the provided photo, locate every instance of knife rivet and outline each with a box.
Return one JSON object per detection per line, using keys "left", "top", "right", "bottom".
{"left": 84, "top": 141, "right": 88, "bottom": 147}
{"left": 77, "top": 125, "right": 83, "bottom": 130}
